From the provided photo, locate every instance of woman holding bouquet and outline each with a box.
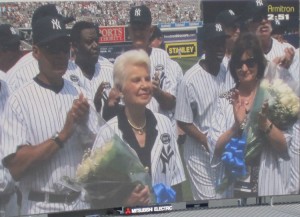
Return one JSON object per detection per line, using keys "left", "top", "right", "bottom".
{"left": 208, "top": 33, "right": 291, "bottom": 198}
{"left": 88, "top": 49, "right": 185, "bottom": 208}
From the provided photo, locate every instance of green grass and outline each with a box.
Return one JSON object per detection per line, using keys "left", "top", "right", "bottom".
{"left": 173, "top": 57, "right": 199, "bottom": 74}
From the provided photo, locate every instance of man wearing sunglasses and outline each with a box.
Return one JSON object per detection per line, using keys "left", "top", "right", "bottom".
{"left": 5, "top": 4, "right": 77, "bottom": 95}
{"left": 1, "top": 16, "right": 99, "bottom": 215}
{"left": 242, "top": 0, "right": 295, "bottom": 70}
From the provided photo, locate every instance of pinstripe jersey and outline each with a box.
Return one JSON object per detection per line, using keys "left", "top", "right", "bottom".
{"left": 67, "top": 56, "right": 114, "bottom": 114}
{"left": 0, "top": 71, "right": 9, "bottom": 115}
{"left": 147, "top": 48, "right": 177, "bottom": 114}
{"left": 289, "top": 48, "right": 299, "bottom": 96}
{"left": 265, "top": 38, "right": 295, "bottom": 62}
{"left": 207, "top": 90, "right": 292, "bottom": 198}
{"left": 0, "top": 79, "right": 99, "bottom": 215}
{"left": 92, "top": 111, "right": 186, "bottom": 187}
{"left": 174, "top": 62, "right": 226, "bottom": 200}
{"left": 5, "top": 52, "right": 38, "bottom": 94}
{"left": 289, "top": 119, "right": 300, "bottom": 194}
{"left": 5, "top": 52, "right": 83, "bottom": 95}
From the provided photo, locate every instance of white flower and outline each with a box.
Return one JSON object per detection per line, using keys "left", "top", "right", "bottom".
{"left": 260, "top": 79, "right": 270, "bottom": 89}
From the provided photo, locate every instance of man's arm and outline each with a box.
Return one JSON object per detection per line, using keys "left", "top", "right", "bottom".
{"left": 177, "top": 121, "right": 208, "bottom": 151}
{"left": 3, "top": 93, "right": 90, "bottom": 181}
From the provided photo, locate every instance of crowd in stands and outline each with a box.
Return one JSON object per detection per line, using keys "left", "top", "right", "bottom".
{"left": 0, "top": 0, "right": 200, "bottom": 28}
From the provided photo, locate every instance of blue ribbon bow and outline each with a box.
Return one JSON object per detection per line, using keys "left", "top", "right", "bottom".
{"left": 221, "top": 137, "right": 247, "bottom": 179}
{"left": 153, "top": 183, "right": 176, "bottom": 203}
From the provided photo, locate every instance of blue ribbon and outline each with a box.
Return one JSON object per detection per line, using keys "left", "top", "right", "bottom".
{"left": 153, "top": 183, "right": 176, "bottom": 203}
{"left": 221, "top": 137, "right": 247, "bottom": 179}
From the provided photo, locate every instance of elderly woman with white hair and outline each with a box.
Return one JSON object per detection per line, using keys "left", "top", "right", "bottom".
{"left": 91, "top": 49, "right": 185, "bottom": 207}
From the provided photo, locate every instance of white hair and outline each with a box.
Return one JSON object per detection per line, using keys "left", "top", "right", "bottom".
{"left": 113, "top": 49, "right": 151, "bottom": 90}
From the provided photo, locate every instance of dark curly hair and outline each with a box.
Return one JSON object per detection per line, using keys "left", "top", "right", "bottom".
{"left": 229, "top": 32, "right": 267, "bottom": 86}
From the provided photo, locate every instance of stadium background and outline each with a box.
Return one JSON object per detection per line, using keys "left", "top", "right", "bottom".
{"left": 0, "top": 0, "right": 299, "bottom": 216}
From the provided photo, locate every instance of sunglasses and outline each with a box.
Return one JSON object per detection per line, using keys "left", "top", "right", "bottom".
{"left": 236, "top": 57, "right": 256, "bottom": 69}
{"left": 40, "top": 42, "right": 70, "bottom": 55}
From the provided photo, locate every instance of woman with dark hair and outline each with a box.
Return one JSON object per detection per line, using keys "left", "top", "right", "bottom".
{"left": 208, "top": 32, "right": 290, "bottom": 198}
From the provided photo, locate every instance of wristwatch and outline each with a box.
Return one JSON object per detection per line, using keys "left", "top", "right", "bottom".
{"left": 51, "top": 132, "right": 64, "bottom": 148}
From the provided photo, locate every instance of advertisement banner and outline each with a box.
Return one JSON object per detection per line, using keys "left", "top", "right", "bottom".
{"left": 165, "top": 42, "right": 198, "bottom": 58}
{"left": 99, "top": 26, "right": 126, "bottom": 43}
{"left": 163, "top": 30, "right": 197, "bottom": 42}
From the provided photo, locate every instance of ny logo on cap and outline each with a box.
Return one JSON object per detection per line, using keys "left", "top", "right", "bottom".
{"left": 10, "top": 27, "right": 17, "bottom": 35}
{"left": 275, "top": 19, "right": 280, "bottom": 25}
{"left": 215, "top": 23, "right": 223, "bottom": 32}
{"left": 134, "top": 8, "right": 141, "bottom": 17}
{"left": 256, "top": 0, "right": 263, "bottom": 6}
{"left": 51, "top": 19, "right": 62, "bottom": 30}
{"left": 229, "top": 10, "right": 235, "bottom": 16}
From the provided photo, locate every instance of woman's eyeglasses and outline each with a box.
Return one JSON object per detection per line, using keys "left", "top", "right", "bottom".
{"left": 236, "top": 57, "right": 256, "bottom": 69}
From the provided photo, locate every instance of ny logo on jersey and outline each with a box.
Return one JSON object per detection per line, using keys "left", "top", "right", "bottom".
{"left": 160, "top": 144, "right": 174, "bottom": 174}
{"left": 134, "top": 8, "right": 141, "bottom": 17}
{"left": 215, "top": 23, "right": 223, "bottom": 32}
{"left": 256, "top": 0, "right": 263, "bottom": 6}
{"left": 10, "top": 27, "right": 17, "bottom": 35}
{"left": 228, "top": 10, "right": 235, "bottom": 16}
{"left": 51, "top": 19, "right": 62, "bottom": 30}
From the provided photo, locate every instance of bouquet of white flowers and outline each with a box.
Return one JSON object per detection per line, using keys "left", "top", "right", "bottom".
{"left": 245, "top": 77, "right": 299, "bottom": 163}
{"left": 75, "top": 134, "right": 154, "bottom": 208}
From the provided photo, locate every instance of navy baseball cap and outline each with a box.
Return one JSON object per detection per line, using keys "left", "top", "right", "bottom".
{"left": 32, "top": 4, "right": 75, "bottom": 26}
{"left": 201, "top": 23, "right": 227, "bottom": 41}
{"left": 129, "top": 5, "right": 152, "bottom": 25}
{"left": 216, "top": 9, "right": 240, "bottom": 27}
{"left": 242, "top": 0, "right": 268, "bottom": 22}
{"left": 150, "top": 26, "right": 162, "bottom": 41}
{"left": 0, "top": 24, "right": 20, "bottom": 46}
{"left": 32, "top": 16, "right": 69, "bottom": 45}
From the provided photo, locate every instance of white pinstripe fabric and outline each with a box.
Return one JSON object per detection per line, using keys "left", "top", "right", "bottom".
{"left": 5, "top": 52, "right": 85, "bottom": 95}
{"left": 147, "top": 48, "right": 177, "bottom": 114}
{"left": 0, "top": 79, "right": 99, "bottom": 215}
{"left": 92, "top": 112, "right": 186, "bottom": 187}
{"left": 288, "top": 119, "right": 300, "bottom": 194}
{"left": 66, "top": 56, "right": 114, "bottom": 115}
{"left": 175, "top": 62, "right": 226, "bottom": 200}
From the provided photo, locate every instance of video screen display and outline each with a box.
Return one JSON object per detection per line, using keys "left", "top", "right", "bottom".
{"left": 0, "top": 0, "right": 299, "bottom": 216}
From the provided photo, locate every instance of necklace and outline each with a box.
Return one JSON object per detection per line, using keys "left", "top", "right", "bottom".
{"left": 127, "top": 119, "right": 146, "bottom": 135}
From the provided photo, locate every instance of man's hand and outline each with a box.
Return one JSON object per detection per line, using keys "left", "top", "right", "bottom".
{"left": 94, "top": 82, "right": 109, "bottom": 112}
{"left": 107, "top": 87, "right": 121, "bottom": 107}
{"left": 152, "top": 72, "right": 161, "bottom": 97}
{"left": 273, "top": 47, "right": 295, "bottom": 69}
{"left": 60, "top": 93, "right": 90, "bottom": 142}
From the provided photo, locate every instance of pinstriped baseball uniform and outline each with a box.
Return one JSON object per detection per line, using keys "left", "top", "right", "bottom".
{"left": 5, "top": 52, "right": 38, "bottom": 94}
{"left": 0, "top": 70, "right": 17, "bottom": 217}
{"left": 147, "top": 48, "right": 177, "bottom": 114}
{"left": 265, "top": 38, "right": 295, "bottom": 62}
{"left": 0, "top": 71, "right": 9, "bottom": 115}
{"left": 289, "top": 48, "right": 299, "bottom": 95}
{"left": 0, "top": 78, "right": 99, "bottom": 215}
{"left": 5, "top": 52, "right": 83, "bottom": 95}
{"left": 93, "top": 109, "right": 186, "bottom": 188}
{"left": 67, "top": 56, "right": 114, "bottom": 115}
{"left": 175, "top": 62, "right": 226, "bottom": 200}
{"left": 289, "top": 119, "right": 300, "bottom": 194}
